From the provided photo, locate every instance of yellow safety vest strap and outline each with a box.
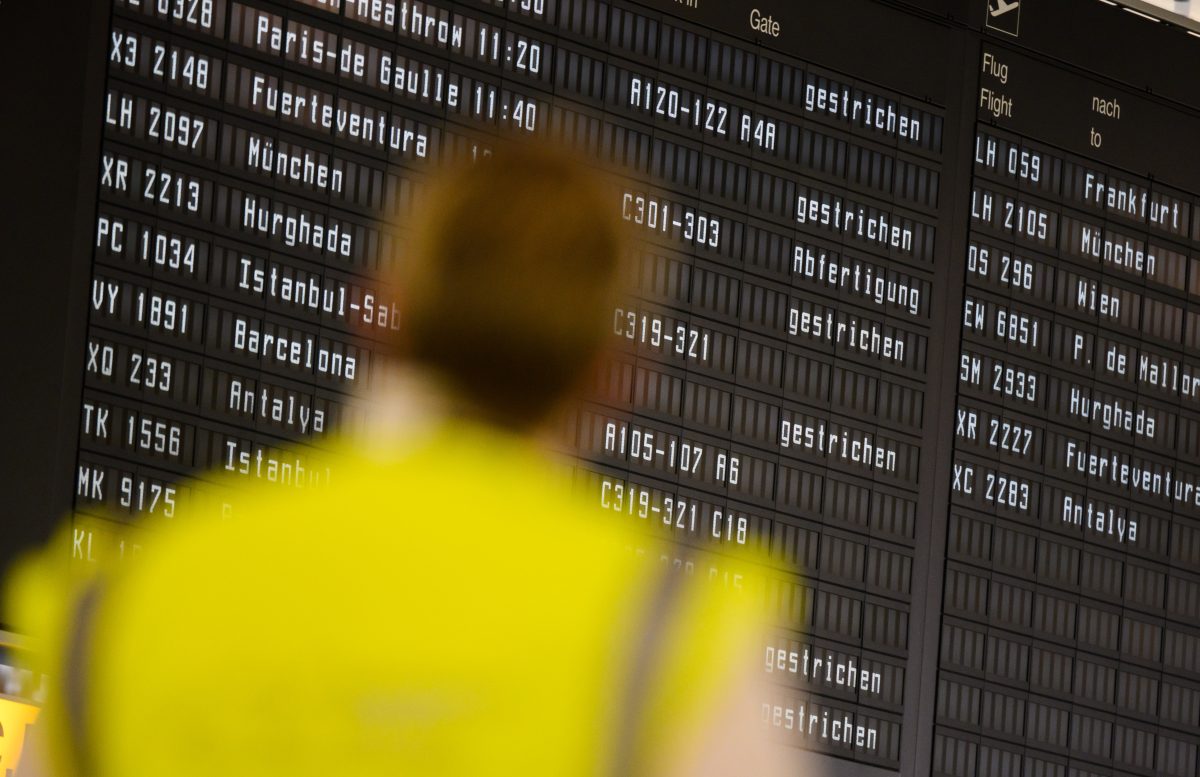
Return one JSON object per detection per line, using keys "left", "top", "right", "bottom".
{"left": 62, "top": 580, "right": 103, "bottom": 777}
{"left": 611, "top": 564, "right": 684, "bottom": 777}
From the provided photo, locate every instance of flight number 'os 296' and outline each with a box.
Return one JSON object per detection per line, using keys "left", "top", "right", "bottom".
{"left": 966, "top": 242, "right": 1035, "bottom": 293}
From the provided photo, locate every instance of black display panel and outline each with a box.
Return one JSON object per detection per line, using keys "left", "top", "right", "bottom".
{"left": 2, "top": 1, "right": 1199, "bottom": 775}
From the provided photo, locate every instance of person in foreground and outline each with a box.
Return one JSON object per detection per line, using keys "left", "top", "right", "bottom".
{"left": 5, "top": 144, "right": 793, "bottom": 777}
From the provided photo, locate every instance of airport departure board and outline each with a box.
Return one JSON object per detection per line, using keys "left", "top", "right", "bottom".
{"left": 2, "top": 0, "right": 1200, "bottom": 775}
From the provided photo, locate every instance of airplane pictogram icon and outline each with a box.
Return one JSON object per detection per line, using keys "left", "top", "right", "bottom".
{"left": 985, "top": 0, "right": 1021, "bottom": 35}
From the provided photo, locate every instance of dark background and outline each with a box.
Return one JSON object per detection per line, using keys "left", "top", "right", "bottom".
{"left": 0, "top": 0, "right": 108, "bottom": 608}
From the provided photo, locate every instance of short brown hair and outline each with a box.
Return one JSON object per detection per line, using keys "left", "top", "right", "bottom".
{"left": 393, "top": 142, "right": 623, "bottom": 430}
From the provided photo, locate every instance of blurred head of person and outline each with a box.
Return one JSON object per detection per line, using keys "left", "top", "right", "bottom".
{"left": 382, "top": 142, "right": 624, "bottom": 434}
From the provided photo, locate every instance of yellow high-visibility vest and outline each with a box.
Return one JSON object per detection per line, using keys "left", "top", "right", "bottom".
{"left": 6, "top": 421, "right": 765, "bottom": 777}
